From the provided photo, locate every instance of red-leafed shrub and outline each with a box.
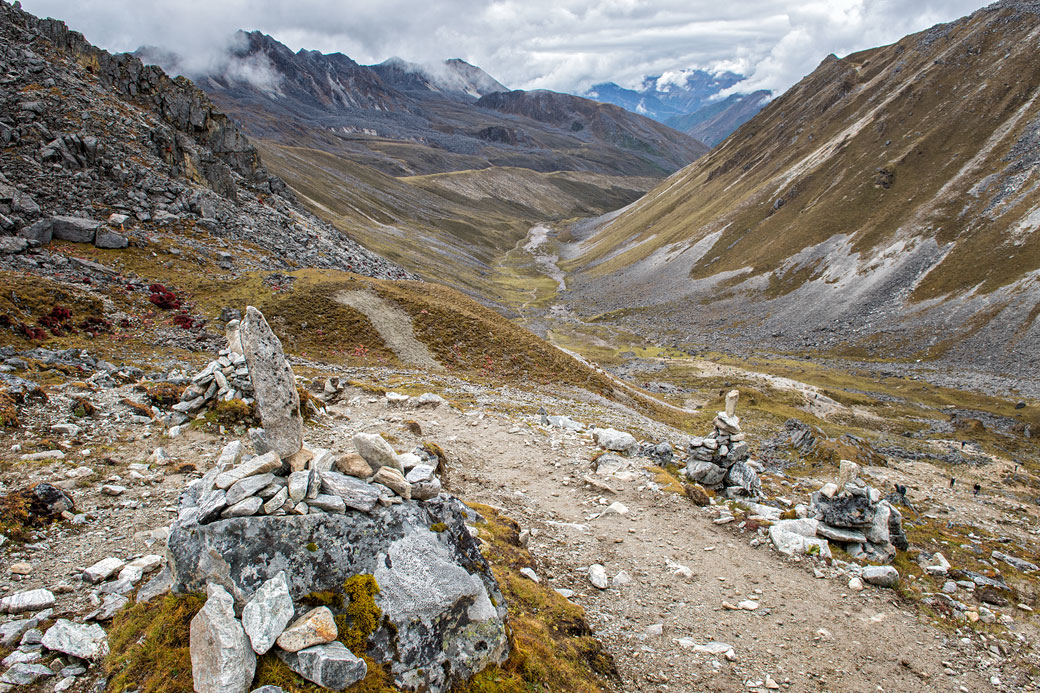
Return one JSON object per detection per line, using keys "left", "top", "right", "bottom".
{"left": 148, "top": 284, "right": 180, "bottom": 310}
{"left": 172, "top": 313, "right": 194, "bottom": 329}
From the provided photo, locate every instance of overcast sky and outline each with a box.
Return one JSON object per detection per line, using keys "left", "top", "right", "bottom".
{"left": 20, "top": 0, "right": 989, "bottom": 95}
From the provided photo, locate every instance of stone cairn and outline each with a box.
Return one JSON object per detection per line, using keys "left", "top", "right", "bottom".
{"left": 168, "top": 320, "right": 253, "bottom": 427}
{"left": 164, "top": 306, "right": 506, "bottom": 693}
{"left": 806, "top": 460, "right": 909, "bottom": 562}
{"left": 684, "top": 390, "right": 762, "bottom": 498}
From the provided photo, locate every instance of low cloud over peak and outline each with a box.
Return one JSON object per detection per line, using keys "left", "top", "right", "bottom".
{"left": 21, "top": 0, "right": 988, "bottom": 97}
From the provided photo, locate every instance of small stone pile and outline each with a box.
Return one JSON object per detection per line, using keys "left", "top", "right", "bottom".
{"left": 768, "top": 460, "right": 908, "bottom": 569}
{"left": 168, "top": 320, "right": 253, "bottom": 427}
{"left": 163, "top": 306, "right": 506, "bottom": 692}
{"left": 183, "top": 434, "right": 444, "bottom": 524}
{"left": 684, "top": 390, "right": 762, "bottom": 498}
{"left": 805, "top": 460, "right": 908, "bottom": 562}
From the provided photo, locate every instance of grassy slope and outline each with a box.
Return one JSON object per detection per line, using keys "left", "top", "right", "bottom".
{"left": 258, "top": 141, "right": 655, "bottom": 301}
{"left": 566, "top": 4, "right": 1040, "bottom": 303}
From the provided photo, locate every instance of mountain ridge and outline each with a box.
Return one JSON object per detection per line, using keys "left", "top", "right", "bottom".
{"left": 559, "top": 0, "right": 1040, "bottom": 374}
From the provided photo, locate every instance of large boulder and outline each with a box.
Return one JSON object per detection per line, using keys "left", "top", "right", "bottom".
{"left": 239, "top": 307, "right": 303, "bottom": 459}
{"left": 50, "top": 216, "right": 100, "bottom": 243}
{"left": 168, "top": 497, "right": 507, "bottom": 691}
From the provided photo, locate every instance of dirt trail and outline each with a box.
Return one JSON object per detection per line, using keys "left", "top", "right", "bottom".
{"left": 317, "top": 387, "right": 1002, "bottom": 693}
{"left": 334, "top": 290, "right": 443, "bottom": 370}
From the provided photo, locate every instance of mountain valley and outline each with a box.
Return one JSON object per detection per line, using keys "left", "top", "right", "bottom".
{"left": 0, "top": 1, "right": 1038, "bottom": 692}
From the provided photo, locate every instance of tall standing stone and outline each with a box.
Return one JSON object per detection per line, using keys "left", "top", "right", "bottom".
{"left": 239, "top": 306, "right": 302, "bottom": 460}
{"left": 189, "top": 583, "right": 256, "bottom": 693}
{"left": 725, "top": 390, "right": 739, "bottom": 418}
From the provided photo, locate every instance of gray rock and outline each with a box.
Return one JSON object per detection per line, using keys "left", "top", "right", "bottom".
{"left": 288, "top": 471, "right": 310, "bottom": 503}
{"left": 241, "top": 572, "right": 294, "bottom": 655}
{"left": 40, "top": 620, "right": 108, "bottom": 661}
{"left": 308, "top": 494, "right": 346, "bottom": 513}
{"left": 226, "top": 473, "right": 275, "bottom": 506}
{"left": 250, "top": 688, "right": 285, "bottom": 693}
{"left": 215, "top": 452, "right": 281, "bottom": 490}
{"left": 591, "top": 428, "right": 638, "bottom": 455}
{"left": 811, "top": 491, "right": 875, "bottom": 528}
{"left": 198, "top": 490, "right": 229, "bottom": 523}
{"left": 221, "top": 496, "right": 263, "bottom": 518}
{"left": 724, "top": 461, "right": 761, "bottom": 497}
{"left": 862, "top": 565, "right": 900, "bottom": 588}
{"left": 352, "top": 433, "right": 402, "bottom": 472}
{"left": 588, "top": 564, "right": 609, "bottom": 589}
{"left": 50, "top": 216, "right": 100, "bottom": 243}
{"left": 0, "top": 662, "right": 53, "bottom": 685}
{"left": 888, "top": 505, "right": 909, "bottom": 551}
{"left": 0, "top": 237, "right": 28, "bottom": 254}
{"left": 0, "top": 619, "right": 37, "bottom": 648}
{"left": 94, "top": 593, "right": 129, "bottom": 621}
{"left": 320, "top": 471, "right": 380, "bottom": 512}
{"left": 684, "top": 460, "right": 726, "bottom": 487}
{"left": 137, "top": 565, "right": 174, "bottom": 604}
{"left": 277, "top": 642, "right": 367, "bottom": 690}
{"left": 815, "top": 524, "right": 867, "bottom": 543}
{"left": 993, "top": 550, "right": 1039, "bottom": 572}
{"left": 260, "top": 486, "right": 288, "bottom": 515}
{"left": 168, "top": 498, "right": 508, "bottom": 691}
{"left": 769, "top": 520, "right": 832, "bottom": 558}
{"left": 865, "top": 501, "right": 891, "bottom": 545}
{"left": 2, "top": 649, "right": 40, "bottom": 667}
{"left": 239, "top": 307, "right": 302, "bottom": 459}
{"left": 190, "top": 583, "right": 256, "bottom": 693}
{"left": 0, "top": 589, "right": 54, "bottom": 614}
{"left": 18, "top": 219, "right": 53, "bottom": 244}
{"left": 94, "top": 228, "right": 128, "bottom": 249}
{"left": 275, "top": 606, "right": 338, "bottom": 652}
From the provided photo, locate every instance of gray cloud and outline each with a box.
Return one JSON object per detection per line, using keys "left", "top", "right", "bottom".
{"left": 20, "top": 0, "right": 989, "bottom": 95}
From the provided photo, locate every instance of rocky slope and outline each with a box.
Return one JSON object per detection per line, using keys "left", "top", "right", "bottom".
{"left": 561, "top": 0, "right": 1040, "bottom": 376}
{"left": 0, "top": 1, "right": 407, "bottom": 280}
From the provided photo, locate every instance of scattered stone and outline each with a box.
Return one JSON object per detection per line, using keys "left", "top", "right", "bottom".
{"left": 591, "top": 428, "right": 638, "bottom": 455}
{"left": 9, "top": 562, "right": 31, "bottom": 575}
{"left": 190, "top": 583, "right": 256, "bottom": 693}
{"left": 241, "top": 572, "right": 295, "bottom": 655}
{"left": 862, "top": 566, "right": 900, "bottom": 588}
{"left": 0, "top": 589, "right": 55, "bottom": 614}
{"left": 40, "top": 620, "right": 108, "bottom": 661}
{"left": 519, "top": 567, "right": 540, "bottom": 583}
{"left": 588, "top": 564, "right": 609, "bottom": 589}
{"left": 0, "top": 663, "right": 54, "bottom": 685}
{"left": 276, "top": 641, "right": 367, "bottom": 690}
{"left": 275, "top": 607, "right": 338, "bottom": 653}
